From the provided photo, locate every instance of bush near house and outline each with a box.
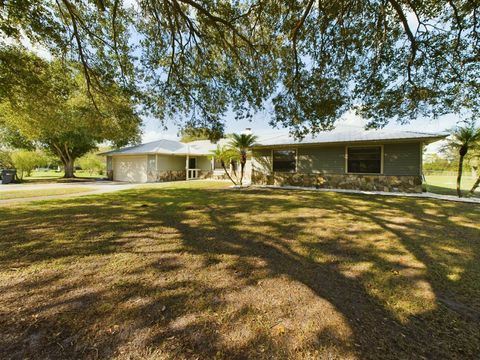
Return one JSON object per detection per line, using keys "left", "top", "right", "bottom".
{"left": 77, "top": 152, "right": 105, "bottom": 175}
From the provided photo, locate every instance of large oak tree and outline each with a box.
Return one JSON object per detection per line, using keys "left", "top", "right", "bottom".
{"left": 1, "top": 1, "right": 479, "bottom": 137}
{"left": 0, "top": 47, "right": 141, "bottom": 177}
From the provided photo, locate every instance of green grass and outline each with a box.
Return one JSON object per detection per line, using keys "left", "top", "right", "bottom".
{"left": 424, "top": 174, "right": 478, "bottom": 197}
{"left": 0, "top": 181, "right": 479, "bottom": 359}
{"left": 23, "top": 169, "right": 105, "bottom": 182}
{"left": 0, "top": 187, "right": 95, "bottom": 200}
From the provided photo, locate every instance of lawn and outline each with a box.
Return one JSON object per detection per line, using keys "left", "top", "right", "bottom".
{"left": 424, "top": 174, "right": 478, "bottom": 197}
{"left": 22, "top": 170, "right": 105, "bottom": 182}
{"left": 0, "top": 181, "right": 478, "bottom": 359}
{"left": 0, "top": 187, "right": 95, "bottom": 200}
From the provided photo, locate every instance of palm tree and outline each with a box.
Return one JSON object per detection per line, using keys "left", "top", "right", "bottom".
{"left": 469, "top": 152, "right": 480, "bottom": 195}
{"left": 210, "top": 145, "right": 239, "bottom": 185}
{"left": 229, "top": 133, "right": 258, "bottom": 186}
{"left": 444, "top": 122, "right": 480, "bottom": 197}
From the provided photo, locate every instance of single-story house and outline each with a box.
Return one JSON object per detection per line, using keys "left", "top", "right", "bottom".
{"left": 103, "top": 129, "right": 446, "bottom": 193}
{"left": 102, "top": 139, "right": 249, "bottom": 183}
{"left": 251, "top": 130, "right": 447, "bottom": 193}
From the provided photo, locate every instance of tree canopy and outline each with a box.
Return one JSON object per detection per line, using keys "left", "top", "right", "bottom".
{"left": 1, "top": 1, "right": 479, "bottom": 137}
{"left": 0, "top": 47, "right": 141, "bottom": 177}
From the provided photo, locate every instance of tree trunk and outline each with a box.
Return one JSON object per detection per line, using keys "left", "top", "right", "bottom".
{"left": 63, "top": 158, "right": 75, "bottom": 178}
{"left": 470, "top": 176, "right": 480, "bottom": 195}
{"left": 456, "top": 154, "right": 465, "bottom": 197}
{"left": 222, "top": 162, "right": 237, "bottom": 185}
{"left": 239, "top": 153, "right": 246, "bottom": 186}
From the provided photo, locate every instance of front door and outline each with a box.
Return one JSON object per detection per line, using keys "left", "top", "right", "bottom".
{"left": 188, "top": 157, "right": 197, "bottom": 179}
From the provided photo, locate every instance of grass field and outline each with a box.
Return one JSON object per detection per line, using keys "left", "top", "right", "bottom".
{"left": 424, "top": 174, "right": 478, "bottom": 197}
{"left": 0, "top": 187, "right": 95, "bottom": 200}
{"left": 0, "top": 181, "right": 479, "bottom": 359}
{"left": 22, "top": 170, "right": 105, "bottom": 182}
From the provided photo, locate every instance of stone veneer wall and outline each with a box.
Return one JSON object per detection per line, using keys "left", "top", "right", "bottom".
{"left": 147, "top": 170, "right": 187, "bottom": 182}
{"left": 252, "top": 170, "right": 423, "bottom": 193}
{"left": 146, "top": 170, "right": 215, "bottom": 182}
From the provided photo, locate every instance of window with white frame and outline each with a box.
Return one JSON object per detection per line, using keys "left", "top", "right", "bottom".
{"left": 347, "top": 146, "right": 382, "bottom": 174}
{"left": 273, "top": 149, "right": 296, "bottom": 172}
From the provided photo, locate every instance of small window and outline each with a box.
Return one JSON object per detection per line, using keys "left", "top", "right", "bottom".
{"left": 347, "top": 146, "right": 382, "bottom": 174}
{"left": 273, "top": 149, "right": 296, "bottom": 172}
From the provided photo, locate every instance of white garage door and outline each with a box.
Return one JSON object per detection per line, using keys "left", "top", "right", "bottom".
{"left": 113, "top": 155, "right": 148, "bottom": 183}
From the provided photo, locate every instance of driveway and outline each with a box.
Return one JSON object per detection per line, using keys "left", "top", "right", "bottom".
{"left": 0, "top": 181, "right": 141, "bottom": 204}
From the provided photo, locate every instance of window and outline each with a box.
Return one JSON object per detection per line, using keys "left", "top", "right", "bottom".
{"left": 188, "top": 157, "right": 196, "bottom": 169}
{"left": 273, "top": 149, "right": 296, "bottom": 172}
{"left": 347, "top": 146, "right": 382, "bottom": 174}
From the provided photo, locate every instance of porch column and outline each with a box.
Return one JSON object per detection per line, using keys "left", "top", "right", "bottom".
{"left": 185, "top": 154, "right": 189, "bottom": 180}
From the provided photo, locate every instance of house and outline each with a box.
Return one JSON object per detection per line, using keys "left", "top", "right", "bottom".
{"left": 102, "top": 139, "right": 249, "bottom": 183}
{"left": 250, "top": 130, "right": 447, "bottom": 193}
{"left": 103, "top": 129, "right": 446, "bottom": 193}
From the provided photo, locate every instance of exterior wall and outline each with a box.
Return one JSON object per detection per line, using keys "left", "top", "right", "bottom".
{"left": 251, "top": 142, "right": 423, "bottom": 193}
{"left": 146, "top": 155, "right": 213, "bottom": 182}
{"left": 212, "top": 159, "right": 252, "bottom": 183}
{"left": 251, "top": 171, "right": 422, "bottom": 193}
{"left": 383, "top": 143, "right": 421, "bottom": 176}
{"left": 298, "top": 146, "right": 345, "bottom": 174}
{"left": 106, "top": 156, "right": 113, "bottom": 180}
{"left": 112, "top": 155, "right": 148, "bottom": 183}
{"left": 157, "top": 155, "right": 185, "bottom": 171}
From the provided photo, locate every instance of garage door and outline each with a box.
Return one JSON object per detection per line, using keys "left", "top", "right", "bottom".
{"left": 113, "top": 155, "right": 148, "bottom": 183}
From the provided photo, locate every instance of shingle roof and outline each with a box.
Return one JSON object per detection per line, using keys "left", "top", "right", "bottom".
{"left": 253, "top": 130, "right": 448, "bottom": 147}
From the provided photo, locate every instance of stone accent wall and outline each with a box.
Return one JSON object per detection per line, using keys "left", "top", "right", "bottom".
{"left": 252, "top": 170, "right": 423, "bottom": 193}
{"left": 197, "top": 170, "right": 213, "bottom": 179}
{"left": 147, "top": 170, "right": 187, "bottom": 182}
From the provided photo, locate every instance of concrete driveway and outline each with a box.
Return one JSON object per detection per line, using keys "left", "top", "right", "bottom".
{"left": 0, "top": 181, "right": 141, "bottom": 204}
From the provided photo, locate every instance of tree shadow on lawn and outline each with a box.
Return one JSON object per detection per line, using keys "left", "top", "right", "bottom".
{"left": 0, "top": 186, "right": 479, "bottom": 359}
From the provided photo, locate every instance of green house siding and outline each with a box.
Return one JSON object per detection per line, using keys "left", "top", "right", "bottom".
{"left": 297, "top": 146, "right": 345, "bottom": 174}
{"left": 383, "top": 142, "right": 421, "bottom": 176}
{"left": 252, "top": 149, "right": 272, "bottom": 173}
{"left": 253, "top": 142, "right": 422, "bottom": 177}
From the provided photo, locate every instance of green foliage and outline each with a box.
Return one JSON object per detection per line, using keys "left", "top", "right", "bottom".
{"left": 0, "top": 47, "right": 141, "bottom": 177}
{"left": 423, "top": 154, "right": 457, "bottom": 173}
{"left": 179, "top": 126, "right": 223, "bottom": 143}
{"left": 210, "top": 145, "right": 239, "bottom": 185}
{"left": 1, "top": 1, "right": 480, "bottom": 136}
{"left": 11, "top": 150, "right": 48, "bottom": 179}
{"left": 0, "top": 149, "right": 13, "bottom": 169}
{"left": 228, "top": 133, "right": 258, "bottom": 185}
{"left": 77, "top": 152, "right": 105, "bottom": 175}
{"left": 443, "top": 121, "right": 480, "bottom": 196}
